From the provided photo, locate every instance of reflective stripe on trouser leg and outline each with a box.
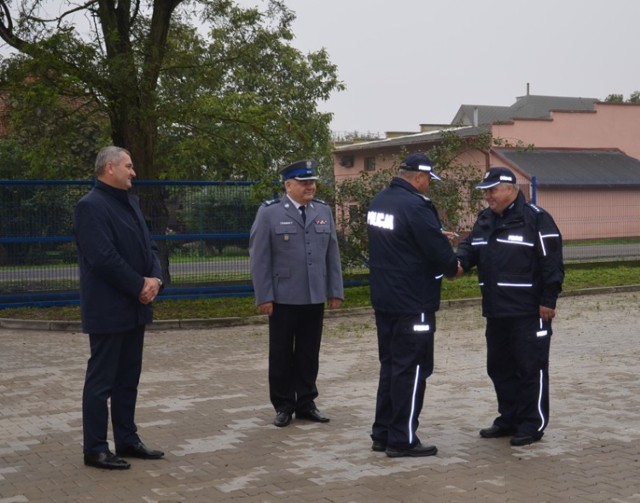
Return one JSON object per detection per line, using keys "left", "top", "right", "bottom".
{"left": 408, "top": 364, "right": 420, "bottom": 445}
{"left": 537, "top": 369, "right": 546, "bottom": 432}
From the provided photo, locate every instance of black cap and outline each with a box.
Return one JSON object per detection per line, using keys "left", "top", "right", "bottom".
{"left": 280, "top": 160, "right": 319, "bottom": 181}
{"left": 399, "top": 153, "right": 442, "bottom": 181}
{"left": 475, "top": 167, "right": 517, "bottom": 189}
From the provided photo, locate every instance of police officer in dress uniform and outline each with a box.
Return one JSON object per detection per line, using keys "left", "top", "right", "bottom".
{"left": 456, "top": 167, "right": 564, "bottom": 446}
{"left": 249, "top": 160, "right": 344, "bottom": 428}
{"left": 367, "top": 153, "right": 460, "bottom": 457}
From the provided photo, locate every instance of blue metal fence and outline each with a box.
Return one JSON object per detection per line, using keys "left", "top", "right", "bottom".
{"left": 0, "top": 180, "right": 258, "bottom": 308}
{"left": 1, "top": 178, "right": 639, "bottom": 309}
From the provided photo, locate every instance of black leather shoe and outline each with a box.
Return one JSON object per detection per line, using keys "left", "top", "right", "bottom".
{"left": 385, "top": 442, "right": 438, "bottom": 458}
{"left": 510, "top": 434, "right": 541, "bottom": 446}
{"left": 479, "top": 424, "right": 516, "bottom": 438}
{"left": 116, "top": 441, "right": 164, "bottom": 459}
{"left": 274, "top": 411, "right": 292, "bottom": 427}
{"left": 296, "top": 408, "right": 330, "bottom": 423}
{"left": 84, "top": 451, "right": 131, "bottom": 470}
{"left": 371, "top": 440, "right": 387, "bottom": 452}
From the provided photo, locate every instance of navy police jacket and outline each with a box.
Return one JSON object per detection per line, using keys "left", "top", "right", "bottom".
{"left": 456, "top": 191, "right": 564, "bottom": 318}
{"left": 367, "top": 177, "right": 459, "bottom": 315}
{"left": 73, "top": 180, "right": 162, "bottom": 334}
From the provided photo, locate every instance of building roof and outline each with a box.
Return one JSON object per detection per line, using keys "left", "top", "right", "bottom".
{"left": 334, "top": 125, "right": 489, "bottom": 152}
{"left": 335, "top": 95, "right": 601, "bottom": 152}
{"left": 451, "top": 95, "right": 599, "bottom": 126}
{"left": 495, "top": 148, "right": 640, "bottom": 187}
{"left": 451, "top": 105, "right": 513, "bottom": 126}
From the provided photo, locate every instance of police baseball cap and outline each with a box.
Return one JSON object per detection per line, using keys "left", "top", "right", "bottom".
{"left": 399, "top": 153, "right": 442, "bottom": 181}
{"left": 280, "top": 160, "right": 319, "bottom": 181}
{"left": 475, "top": 167, "right": 517, "bottom": 189}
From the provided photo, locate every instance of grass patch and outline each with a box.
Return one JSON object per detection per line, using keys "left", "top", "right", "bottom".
{"left": 1, "top": 262, "right": 638, "bottom": 322}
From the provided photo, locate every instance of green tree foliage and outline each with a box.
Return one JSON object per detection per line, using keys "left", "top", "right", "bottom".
{"left": 0, "top": 137, "right": 24, "bottom": 179}
{"left": 334, "top": 131, "right": 492, "bottom": 269}
{"left": 0, "top": 58, "right": 110, "bottom": 178}
{"left": 0, "top": 1, "right": 343, "bottom": 283}
{"left": 156, "top": 9, "right": 341, "bottom": 182}
{"left": 604, "top": 91, "right": 640, "bottom": 103}
{"left": 604, "top": 94, "right": 624, "bottom": 103}
{"left": 0, "top": 1, "right": 342, "bottom": 182}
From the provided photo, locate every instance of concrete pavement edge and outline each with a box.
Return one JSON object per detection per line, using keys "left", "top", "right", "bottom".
{"left": 1, "top": 284, "right": 639, "bottom": 332}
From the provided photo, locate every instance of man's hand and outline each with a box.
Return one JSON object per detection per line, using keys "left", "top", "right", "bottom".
{"left": 539, "top": 305, "right": 556, "bottom": 322}
{"left": 258, "top": 301, "right": 274, "bottom": 316}
{"left": 327, "top": 298, "right": 343, "bottom": 310}
{"left": 446, "top": 260, "right": 464, "bottom": 281}
{"left": 442, "top": 230, "right": 460, "bottom": 243}
{"left": 138, "top": 277, "right": 161, "bottom": 305}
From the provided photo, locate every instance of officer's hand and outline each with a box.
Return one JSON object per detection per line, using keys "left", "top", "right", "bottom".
{"left": 327, "top": 298, "right": 343, "bottom": 310}
{"left": 539, "top": 305, "right": 556, "bottom": 321}
{"left": 446, "top": 260, "right": 464, "bottom": 281}
{"left": 258, "top": 302, "right": 273, "bottom": 316}
{"left": 441, "top": 230, "right": 459, "bottom": 243}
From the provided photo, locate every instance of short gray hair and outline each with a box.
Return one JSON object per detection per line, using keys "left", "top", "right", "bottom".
{"left": 94, "top": 146, "right": 130, "bottom": 177}
{"left": 397, "top": 168, "right": 420, "bottom": 181}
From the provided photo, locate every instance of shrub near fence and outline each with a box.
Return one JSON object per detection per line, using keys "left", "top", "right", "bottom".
{"left": 0, "top": 180, "right": 259, "bottom": 308}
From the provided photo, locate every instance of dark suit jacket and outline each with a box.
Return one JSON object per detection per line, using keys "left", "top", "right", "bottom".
{"left": 73, "top": 180, "right": 162, "bottom": 334}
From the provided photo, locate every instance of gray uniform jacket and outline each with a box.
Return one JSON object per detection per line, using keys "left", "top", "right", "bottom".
{"left": 249, "top": 194, "right": 344, "bottom": 306}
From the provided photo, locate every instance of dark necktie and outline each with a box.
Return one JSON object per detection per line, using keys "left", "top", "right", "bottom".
{"left": 300, "top": 205, "right": 306, "bottom": 224}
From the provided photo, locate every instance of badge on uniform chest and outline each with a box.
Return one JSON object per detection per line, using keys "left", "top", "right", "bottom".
{"left": 284, "top": 234, "right": 289, "bottom": 241}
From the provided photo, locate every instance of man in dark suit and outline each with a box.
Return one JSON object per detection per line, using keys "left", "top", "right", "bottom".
{"left": 249, "top": 160, "right": 344, "bottom": 427}
{"left": 73, "top": 146, "right": 164, "bottom": 470}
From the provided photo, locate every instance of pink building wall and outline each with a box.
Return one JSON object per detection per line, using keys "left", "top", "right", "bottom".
{"left": 534, "top": 188, "right": 640, "bottom": 241}
{"left": 490, "top": 103, "right": 640, "bottom": 158}
{"left": 333, "top": 102, "right": 640, "bottom": 241}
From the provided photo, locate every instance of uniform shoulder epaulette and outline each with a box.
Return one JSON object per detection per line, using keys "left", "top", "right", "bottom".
{"left": 526, "top": 202, "right": 545, "bottom": 214}
{"left": 262, "top": 198, "right": 280, "bottom": 207}
{"left": 312, "top": 198, "right": 328, "bottom": 205}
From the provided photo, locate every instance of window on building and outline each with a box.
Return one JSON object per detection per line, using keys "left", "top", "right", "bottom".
{"left": 364, "top": 157, "right": 376, "bottom": 172}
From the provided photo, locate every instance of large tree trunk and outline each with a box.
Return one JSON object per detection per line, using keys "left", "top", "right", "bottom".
{"left": 119, "top": 119, "right": 172, "bottom": 285}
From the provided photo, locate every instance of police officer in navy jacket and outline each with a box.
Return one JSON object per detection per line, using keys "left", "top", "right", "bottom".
{"left": 74, "top": 146, "right": 164, "bottom": 470}
{"left": 456, "top": 166, "right": 564, "bottom": 446}
{"left": 249, "top": 160, "right": 344, "bottom": 428}
{"left": 367, "top": 153, "right": 460, "bottom": 457}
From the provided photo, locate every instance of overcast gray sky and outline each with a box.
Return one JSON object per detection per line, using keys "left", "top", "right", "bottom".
{"left": 2, "top": 1, "right": 638, "bottom": 136}
{"left": 265, "top": 0, "right": 640, "bottom": 134}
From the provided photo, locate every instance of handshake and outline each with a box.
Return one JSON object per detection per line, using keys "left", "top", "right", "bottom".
{"left": 442, "top": 230, "right": 464, "bottom": 281}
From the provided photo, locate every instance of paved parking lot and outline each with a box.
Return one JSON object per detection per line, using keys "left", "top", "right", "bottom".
{"left": 1, "top": 289, "right": 639, "bottom": 502}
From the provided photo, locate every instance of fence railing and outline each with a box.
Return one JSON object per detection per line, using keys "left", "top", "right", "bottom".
{"left": 1, "top": 179, "right": 639, "bottom": 308}
{"left": 0, "top": 179, "right": 258, "bottom": 307}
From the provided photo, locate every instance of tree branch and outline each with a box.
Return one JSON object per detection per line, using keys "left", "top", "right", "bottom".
{"left": 0, "top": 0, "right": 27, "bottom": 51}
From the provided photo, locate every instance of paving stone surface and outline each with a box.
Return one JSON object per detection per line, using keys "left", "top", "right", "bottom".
{"left": 1, "top": 291, "right": 639, "bottom": 502}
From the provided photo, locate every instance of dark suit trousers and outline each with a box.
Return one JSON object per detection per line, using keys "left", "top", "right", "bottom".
{"left": 82, "top": 325, "right": 145, "bottom": 455}
{"left": 268, "top": 303, "right": 325, "bottom": 414}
